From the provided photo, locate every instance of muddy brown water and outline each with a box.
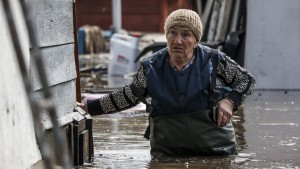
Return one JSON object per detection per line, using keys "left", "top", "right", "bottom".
{"left": 78, "top": 91, "right": 300, "bottom": 169}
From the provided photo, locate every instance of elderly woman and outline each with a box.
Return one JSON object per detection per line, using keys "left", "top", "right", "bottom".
{"left": 78, "top": 9, "right": 255, "bottom": 156}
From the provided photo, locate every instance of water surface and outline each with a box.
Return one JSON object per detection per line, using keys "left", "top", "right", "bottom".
{"left": 79, "top": 91, "right": 300, "bottom": 169}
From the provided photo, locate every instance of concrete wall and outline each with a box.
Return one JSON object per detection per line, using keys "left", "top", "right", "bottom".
{"left": 0, "top": 0, "right": 41, "bottom": 168}
{"left": 245, "top": 0, "right": 300, "bottom": 89}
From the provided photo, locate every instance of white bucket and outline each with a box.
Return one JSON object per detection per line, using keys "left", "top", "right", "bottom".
{"left": 108, "top": 33, "right": 139, "bottom": 76}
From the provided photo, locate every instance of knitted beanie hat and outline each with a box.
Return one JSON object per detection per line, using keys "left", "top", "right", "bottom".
{"left": 164, "top": 9, "right": 202, "bottom": 42}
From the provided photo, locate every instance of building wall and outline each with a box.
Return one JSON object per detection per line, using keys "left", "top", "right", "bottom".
{"left": 245, "top": 0, "right": 300, "bottom": 89}
{"left": 0, "top": 0, "right": 78, "bottom": 168}
{"left": 75, "top": 0, "right": 194, "bottom": 32}
{"left": 0, "top": 0, "right": 41, "bottom": 168}
{"left": 26, "top": 0, "right": 77, "bottom": 129}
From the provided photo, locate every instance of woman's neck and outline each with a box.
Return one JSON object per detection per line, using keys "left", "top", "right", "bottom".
{"left": 169, "top": 55, "right": 193, "bottom": 71}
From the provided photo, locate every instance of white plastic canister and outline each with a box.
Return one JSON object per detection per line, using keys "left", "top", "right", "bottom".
{"left": 108, "top": 33, "right": 139, "bottom": 76}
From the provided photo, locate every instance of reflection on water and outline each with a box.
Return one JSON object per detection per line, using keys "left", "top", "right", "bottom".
{"left": 78, "top": 91, "right": 300, "bottom": 169}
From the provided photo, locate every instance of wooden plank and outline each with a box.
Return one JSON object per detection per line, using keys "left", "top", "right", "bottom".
{"left": 33, "top": 81, "right": 77, "bottom": 129}
{"left": 76, "top": 0, "right": 111, "bottom": 14}
{"left": 79, "top": 130, "right": 89, "bottom": 165}
{"left": 45, "top": 126, "right": 70, "bottom": 165}
{"left": 74, "top": 119, "right": 86, "bottom": 133}
{"left": 123, "top": 0, "right": 160, "bottom": 6}
{"left": 159, "top": 0, "right": 168, "bottom": 33}
{"left": 31, "top": 160, "right": 63, "bottom": 169}
{"left": 77, "top": 0, "right": 160, "bottom": 14}
{"left": 67, "top": 123, "right": 75, "bottom": 166}
{"left": 78, "top": 14, "right": 160, "bottom": 32}
{"left": 73, "top": 2, "right": 82, "bottom": 102}
{"left": 75, "top": 0, "right": 163, "bottom": 32}
{"left": 26, "top": 0, "right": 74, "bottom": 47}
{"left": 29, "top": 44, "right": 77, "bottom": 91}
{"left": 76, "top": 0, "right": 195, "bottom": 32}
{"left": 78, "top": 14, "right": 112, "bottom": 29}
{"left": 86, "top": 116, "right": 94, "bottom": 161}
{"left": 122, "top": 15, "right": 159, "bottom": 32}
{"left": 72, "top": 119, "right": 90, "bottom": 166}
{"left": 73, "top": 124, "right": 79, "bottom": 166}
{"left": 122, "top": 6, "right": 160, "bottom": 15}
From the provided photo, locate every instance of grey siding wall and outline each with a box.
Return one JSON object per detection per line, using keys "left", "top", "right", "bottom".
{"left": 27, "top": 0, "right": 77, "bottom": 128}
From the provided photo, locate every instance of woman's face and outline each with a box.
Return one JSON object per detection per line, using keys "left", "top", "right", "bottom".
{"left": 166, "top": 26, "right": 197, "bottom": 62}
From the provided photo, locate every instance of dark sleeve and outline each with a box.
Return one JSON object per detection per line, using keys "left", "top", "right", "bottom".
{"left": 217, "top": 53, "right": 256, "bottom": 110}
{"left": 86, "top": 65, "right": 148, "bottom": 116}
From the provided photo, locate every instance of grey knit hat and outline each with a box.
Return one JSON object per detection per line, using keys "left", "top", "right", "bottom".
{"left": 164, "top": 9, "right": 202, "bottom": 42}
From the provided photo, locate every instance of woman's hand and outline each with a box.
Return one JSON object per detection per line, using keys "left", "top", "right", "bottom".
{"left": 217, "top": 99, "right": 234, "bottom": 126}
{"left": 76, "top": 102, "right": 89, "bottom": 113}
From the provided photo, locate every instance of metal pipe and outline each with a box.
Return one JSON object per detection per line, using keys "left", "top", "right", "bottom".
{"left": 112, "top": 0, "right": 122, "bottom": 33}
{"left": 230, "top": 0, "right": 241, "bottom": 32}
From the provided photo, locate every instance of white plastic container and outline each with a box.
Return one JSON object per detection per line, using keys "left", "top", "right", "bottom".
{"left": 108, "top": 33, "right": 139, "bottom": 76}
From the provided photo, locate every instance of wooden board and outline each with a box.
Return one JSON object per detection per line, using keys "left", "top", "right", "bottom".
{"left": 29, "top": 44, "right": 76, "bottom": 91}
{"left": 33, "top": 80, "right": 77, "bottom": 129}
{"left": 79, "top": 130, "right": 89, "bottom": 165}
{"left": 75, "top": 0, "right": 193, "bottom": 32}
{"left": 26, "top": 0, "right": 74, "bottom": 47}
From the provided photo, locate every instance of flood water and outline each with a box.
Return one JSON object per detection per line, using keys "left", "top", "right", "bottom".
{"left": 79, "top": 90, "right": 300, "bottom": 169}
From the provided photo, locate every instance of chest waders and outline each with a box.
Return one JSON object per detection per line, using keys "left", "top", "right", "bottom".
{"left": 131, "top": 49, "right": 237, "bottom": 156}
